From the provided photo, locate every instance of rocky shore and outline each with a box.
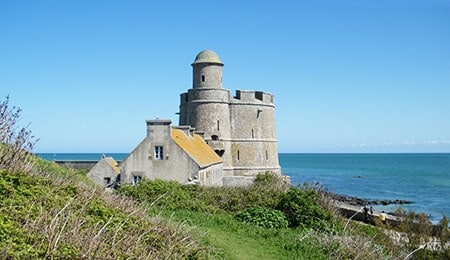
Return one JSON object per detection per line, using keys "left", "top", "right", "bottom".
{"left": 324, "top": 192, "right": 413, "bottom": 226}
{"left": 333, "top": 194, "right": 413, "bottom": 207}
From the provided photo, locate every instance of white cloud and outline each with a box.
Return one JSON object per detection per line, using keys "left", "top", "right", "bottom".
{"left": 423, "top": 140, "right": 450, "bottom": 145}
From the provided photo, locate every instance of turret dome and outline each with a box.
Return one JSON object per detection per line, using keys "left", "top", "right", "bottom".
{"left": 192, "top": 49, "right": 223, "bottom": 65}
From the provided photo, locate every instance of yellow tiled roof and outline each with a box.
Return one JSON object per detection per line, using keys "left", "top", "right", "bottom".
{"left": 171, "top": 128, "right": 222, "bottom": 168}
{"left": 104, "top": 157, "right": 121, "bottom": 174}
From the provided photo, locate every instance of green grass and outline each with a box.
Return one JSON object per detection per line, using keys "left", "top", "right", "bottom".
{"left": 2, "top": 154, "right": 448, "bottom": 259}
{"left": 0, "top": 157, "right": 214, "bottom": 259}
{"left": 117, "top": 175, "right": 404, "bottom": 259}
{"left": 164, "top": 209, "right": 327, "bottom": 259}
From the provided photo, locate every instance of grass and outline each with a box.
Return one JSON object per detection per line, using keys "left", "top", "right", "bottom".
{"left": 117, "top": 174, "right": 405, "bottom": 259}
{"left": 0, "top": 156, "right": 214, "bottom": 259}
{"left": 1, "top": 153, "right": 449, "bottom": 259}
{"left": 164, "top": 209, "right": 327, "bottom": 259}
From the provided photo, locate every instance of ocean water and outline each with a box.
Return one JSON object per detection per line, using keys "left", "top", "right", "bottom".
{"left": 38, "top": 153, "right": 450, "bottom": 223}
{"left": 281, "top": 153, "right": 450, "bottom": 223}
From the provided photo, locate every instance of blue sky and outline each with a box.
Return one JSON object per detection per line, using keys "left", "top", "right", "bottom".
{"left": 1, "top": 0, "right": 449, "bottom": 153}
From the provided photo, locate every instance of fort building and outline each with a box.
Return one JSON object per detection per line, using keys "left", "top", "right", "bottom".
{"left": 179, "top": 50, "right": 281, "bottom": 177}
{"left": 88, "top": 50, "right": 284, "bottom": 187}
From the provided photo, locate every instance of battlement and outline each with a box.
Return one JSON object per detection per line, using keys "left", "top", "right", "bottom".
{"left": 234, "top": 90, "right": 274, "bottom": 104}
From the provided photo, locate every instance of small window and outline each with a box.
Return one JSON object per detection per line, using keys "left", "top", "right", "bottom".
{"left": 252, "top": 129, "right": 254, "bottom": 138}
{"left": 211, "top": 135, "right": 219, "bottom": 141}
{"left": 133, "top": 175, "right": 142, "bottom": 185}
{"left": 217, "top": 120, "right": 220, "bottom": 131}
{"left": 201, "top": 75, "right": 205, "bottom": 82}
{"left": 155, "top": 146, "right": 163, "bottom": 160}
{"left": 237, "top": 150, "right": 240, "bottom": 161}
{"left": 104, "top": 177, "right": 111, "bottom": 186}
{"left": 266, "top": 150, "right": 268, "bottom": 160}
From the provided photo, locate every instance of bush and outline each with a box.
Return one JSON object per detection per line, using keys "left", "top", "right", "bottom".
{"left": 0, "top": 96, "right": 39, "bottom": 173}
{"left": 118, "top": 179, "right": 218, "bottom": 213}
{"left": 118, "top": 174, "right": 289, "bottom": 215}
{"left": 235, "top": 206, "right": 288, "bottom": 229}
{"left": 276, "top": 187, "right": 333, "bottom": 231}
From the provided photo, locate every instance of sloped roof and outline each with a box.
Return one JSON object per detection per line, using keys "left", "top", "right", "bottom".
{"left": 104, "top": 157, "right": 120, "bottom": 174}
{"left": 171, "top": 128, "right": 222, "bottom": 168}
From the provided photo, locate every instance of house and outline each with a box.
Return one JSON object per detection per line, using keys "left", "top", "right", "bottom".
{"left": 117, "top": 119, "right": 223, "bottom": 186}
{"left": 87, "top": 156, "right": 121, "bottom": 188}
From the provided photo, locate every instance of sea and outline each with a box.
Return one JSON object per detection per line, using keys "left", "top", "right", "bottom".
{"left": 38, "top": 152, "right": 450, "bottom": 223}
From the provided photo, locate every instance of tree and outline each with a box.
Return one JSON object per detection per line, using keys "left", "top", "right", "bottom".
{"left": 0, "top": 95, "right": 39, "bottom": 172}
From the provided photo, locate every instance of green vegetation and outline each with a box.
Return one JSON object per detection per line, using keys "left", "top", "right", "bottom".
{"left": 0, "top": 159, "right": 213, "bottom": 259}
{"left": 1, "top": 96, "right": 448, "bottom": 259}
{"left": 2, "top": 157, "right": 449, "bottom": 259}
{"left": 117, "top": 174, "right": 392, "bottom": 259}
{"left": 235, "top": 206, "right": 288, "bottom": 229}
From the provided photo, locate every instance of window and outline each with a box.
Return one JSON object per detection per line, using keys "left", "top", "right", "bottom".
{"left": 133, "top": 175, "right": 142, "bottom": 185}
{"left": 252, "top": 129, "right": 254, "bottom": 138}
{"left": 215, "top": 149, "right": 225, "bottom": 157}
{"left": 237, "top": 150, "right": 240, "bottom": 161}
{"left": 255, "top": 91, "right": 263, "bottom": 101}
{"left": 211, "top": 135, "right": 219, "bottom": 141}
{"left": 266, "top": 150, "right": 268, "bottom": 160}
{"left": 104, "top": 177, "right": 111, "bottom": 186}
{"left": 201, "top": 75, "right": 205, "bottom": 82}
{"left": 217, "top": 120, "right": 220, "bottom": 131}
{"left": 155, "top": 146, "right": 163, "bottom": 160}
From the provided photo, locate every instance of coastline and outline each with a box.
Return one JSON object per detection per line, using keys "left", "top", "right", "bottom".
{"left": 39, "top": 153, "right": 448, "bottom": 224}
{"left": 332, "top": 198, "right": 402, "bottom": 226}
{"left": 326, "top": 192, "right": 406, "bottom": 226}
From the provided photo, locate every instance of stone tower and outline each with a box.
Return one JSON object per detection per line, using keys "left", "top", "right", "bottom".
{"left": 179, "top": 50, "right": 281, "bottom": 178}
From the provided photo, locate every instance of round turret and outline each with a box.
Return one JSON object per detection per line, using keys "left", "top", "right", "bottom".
{"left": 192, "top": 49, "right": 223, "bottom": 88}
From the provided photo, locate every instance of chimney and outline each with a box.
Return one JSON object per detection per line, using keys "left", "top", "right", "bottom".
{"left": 146, "top": 119, "right": 172, "bottom": 140}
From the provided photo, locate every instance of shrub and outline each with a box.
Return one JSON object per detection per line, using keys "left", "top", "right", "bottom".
{"left": 118, "top": 179, "right": 217, "bottom": 213}
{"left": 235, "top": 206, "right": 288, "bottom": 229}
{"left": 0, "top": 96, "right": 39, "bottom": 173}
{"left": 276, "top": 186, "right": 333, "bottom": 231}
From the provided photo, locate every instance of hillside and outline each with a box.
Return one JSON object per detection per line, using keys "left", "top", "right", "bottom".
{"left": 1, "top": 153, "right": 449, "bottom": 259}
{"left": 0, "top": 157, "right": 212, "bottom": 258}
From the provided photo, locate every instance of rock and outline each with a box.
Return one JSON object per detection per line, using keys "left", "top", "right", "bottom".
{"left": 332, "top": 193, "right": 413, "bottom": 206}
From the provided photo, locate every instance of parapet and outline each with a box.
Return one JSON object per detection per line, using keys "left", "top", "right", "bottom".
{"left": 234, "top": 90, "right": 274, "bottom": 104}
